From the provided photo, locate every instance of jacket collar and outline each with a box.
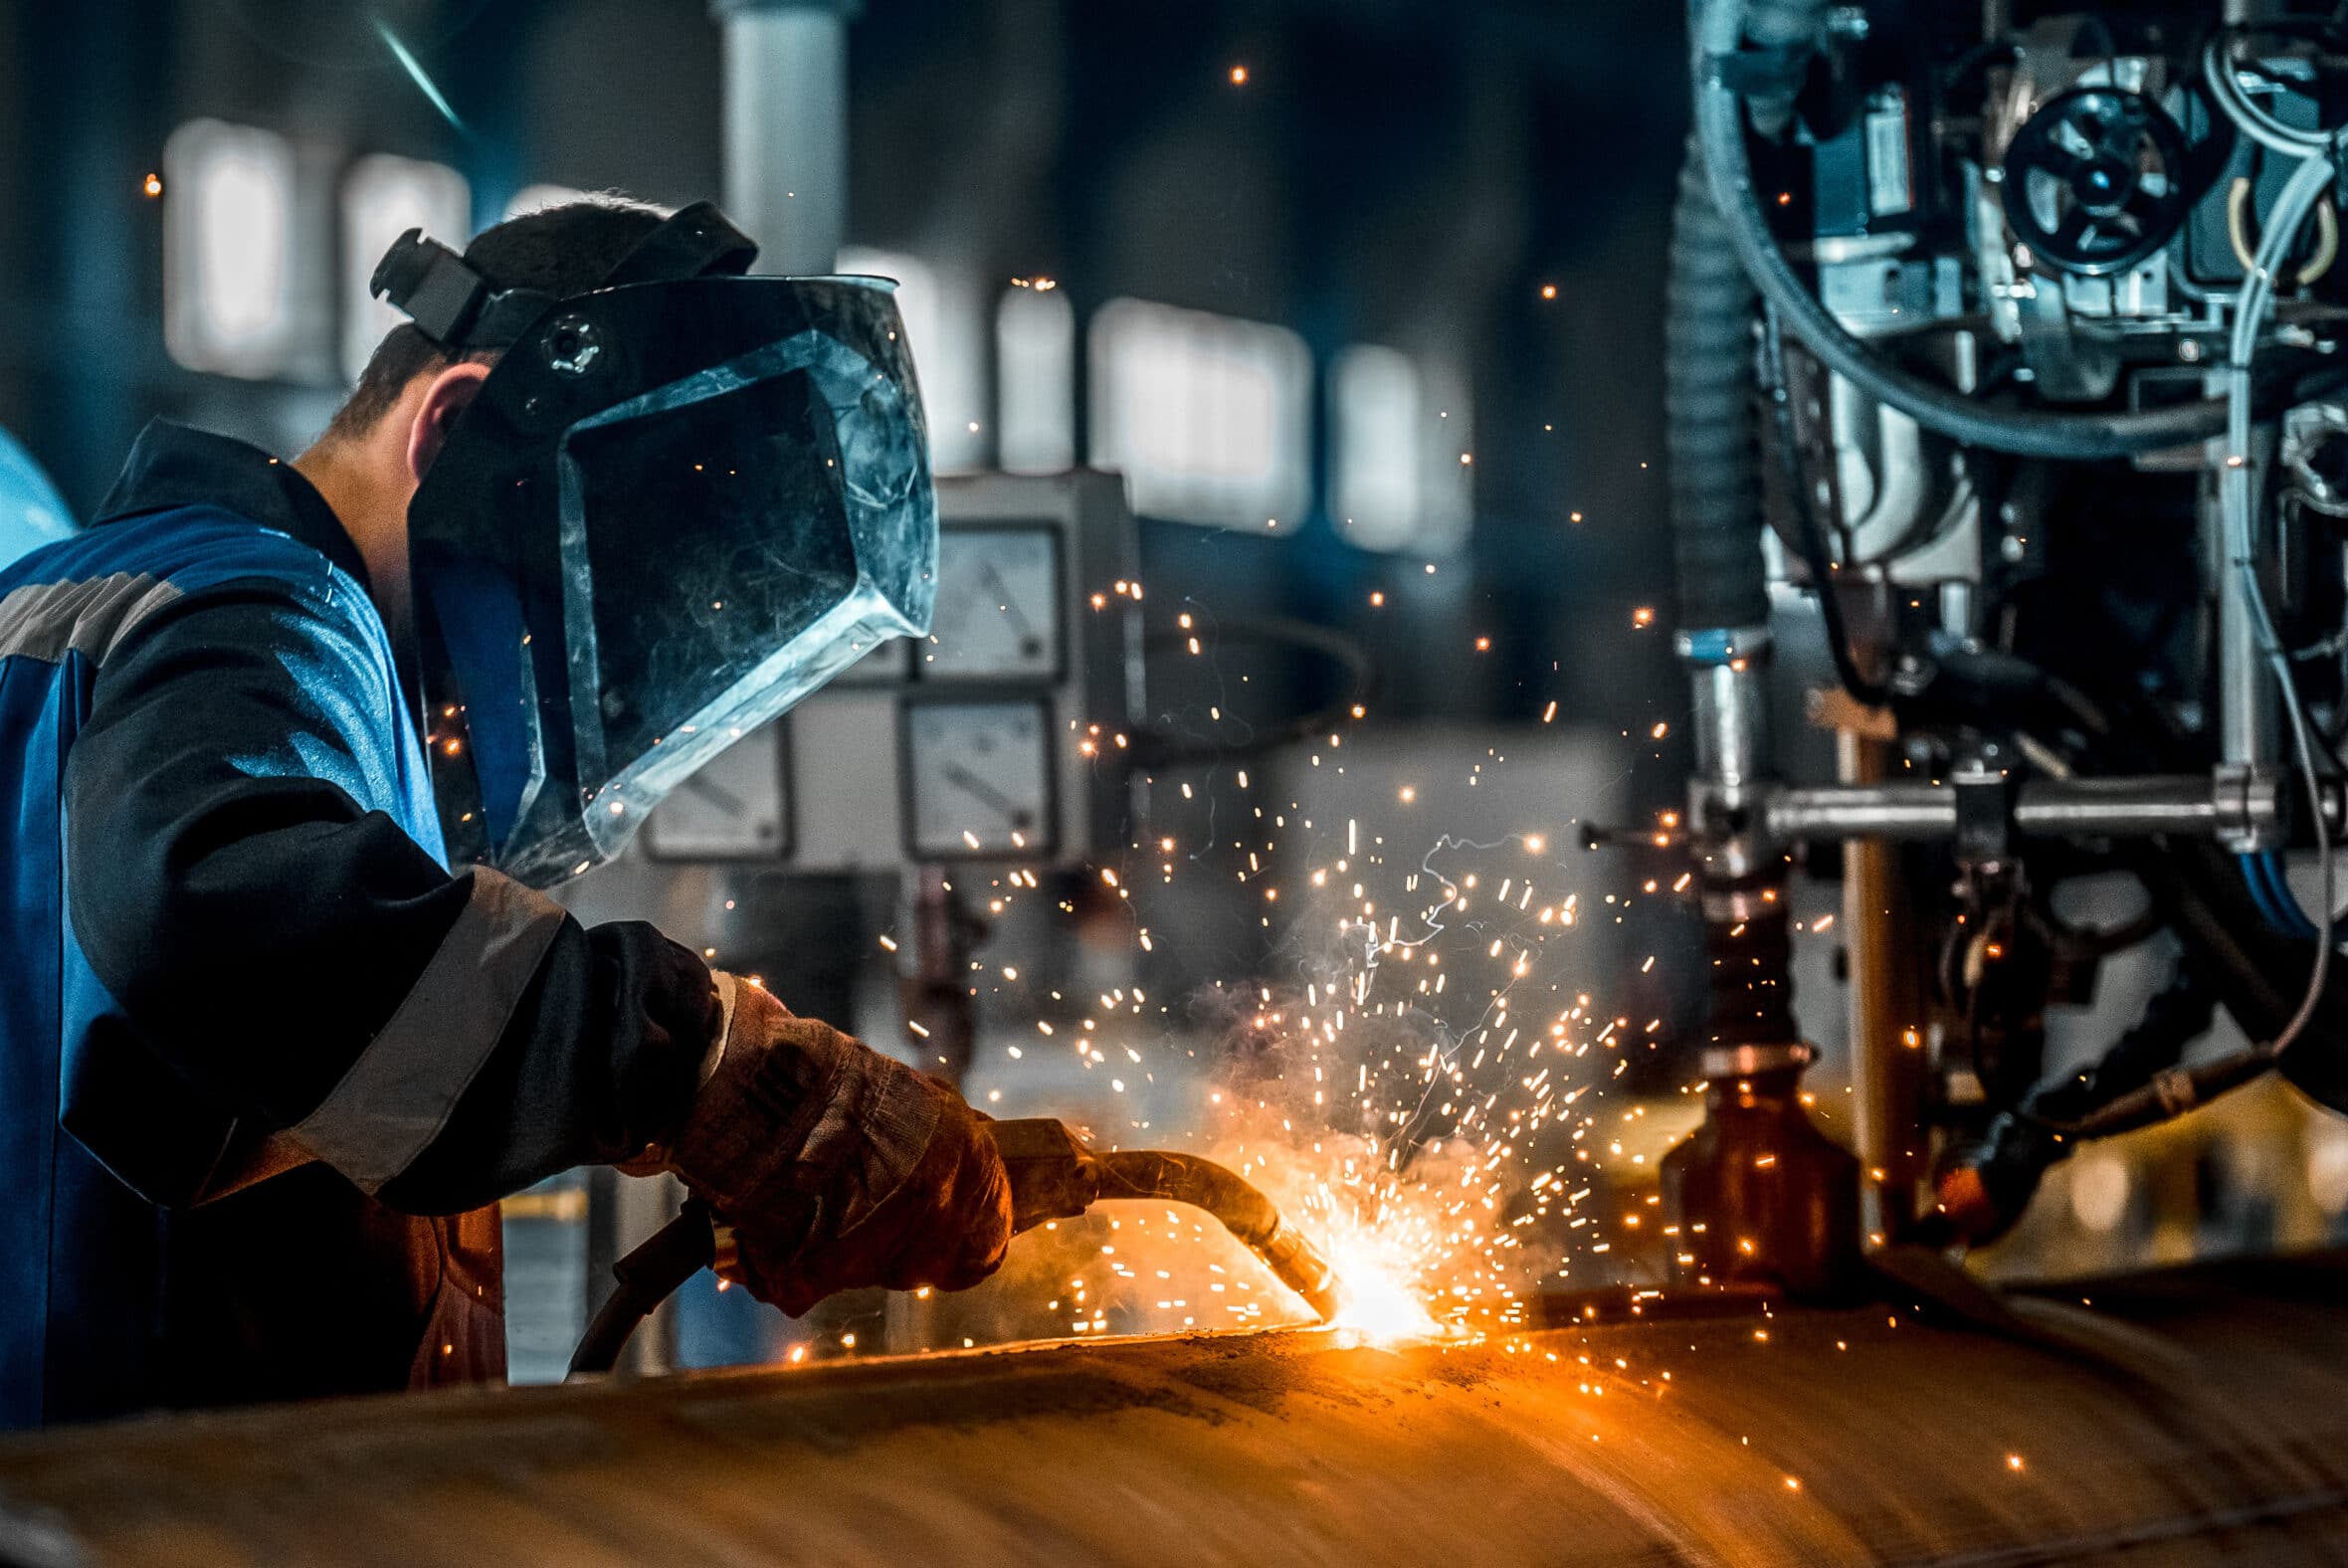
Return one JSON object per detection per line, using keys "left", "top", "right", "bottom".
{"left": 94, "top": 420, "right": 375, "bottom": 592}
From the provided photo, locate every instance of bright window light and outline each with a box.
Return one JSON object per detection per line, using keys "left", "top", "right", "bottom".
{"left": 1331, "top": 345, "right": 1419, "bottom": 550}
{"left": 163, "top": 120, "right": 298, "bottom": 379}
{"left": 841, "top": 247, "right": 986, "bottom": 474}
{"left": 1087, "top": 298, "right": 1309, "bottom": 528}
{"left": 997, "top": 286, "right": 1075, "bottom": 474}
{"left": 1331, "top": 345, "right": 1471, "bottom": 554}
{"left": 340, "top": 154, "right": 470, "bottom": 379}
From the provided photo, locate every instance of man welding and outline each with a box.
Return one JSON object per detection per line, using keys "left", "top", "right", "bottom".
{"left": 0, "top": 197, "right": 1012, "bottom": 1428}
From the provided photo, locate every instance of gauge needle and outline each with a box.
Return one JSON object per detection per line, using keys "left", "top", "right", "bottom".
{"left": 978, "top": 561, "right": 1038, "bottom": 638}
{"left": 943, "top": 762, "right": 1016, "bottom": 816}
{"left": 683, "top": 774, "right": 747, "bottom": 816}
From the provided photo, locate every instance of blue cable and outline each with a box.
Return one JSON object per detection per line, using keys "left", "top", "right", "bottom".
{"left": 2241, "top": 852, "right": 2286, "bottom": 937}
{"left": 2240, "top": 852, "right": 2287, "bottom": 935}
{"left": 2249, "top": 852, "right": 2307, "bottom": 938}
{"left": 2243, "top": 850, "right": 2323, "bottom": 941}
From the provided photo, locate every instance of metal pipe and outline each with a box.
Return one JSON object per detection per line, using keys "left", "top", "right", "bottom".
{"left": 9, "top": 1254, "right": 2348, "bottom": 1564}
{"left": 711, "top": 0, "right": 860, "bottom": 275}
{"left": 1764, "top": 772, "right": 2284, "bottom": 844}
{"left": 2213, "top": 457, "right": 2280, "bottom": 795}
{"left": 1688, "top": 656, "right": 1769, "bottom": 793}
{"left": 1678, "top": 627, "right": 1774, "bottom": 882}
{"left": 1839, "top": 730, "right": 1924, "bottom": 1249}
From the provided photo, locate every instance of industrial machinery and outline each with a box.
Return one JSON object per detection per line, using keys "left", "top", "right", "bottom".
{"left": 1661, "top": 0, "right": 2348, "bottom": 1282}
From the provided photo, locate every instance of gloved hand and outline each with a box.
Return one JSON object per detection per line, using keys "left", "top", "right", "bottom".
{"left": 653, "top": 973, "right": 1012, "bottom": 1317}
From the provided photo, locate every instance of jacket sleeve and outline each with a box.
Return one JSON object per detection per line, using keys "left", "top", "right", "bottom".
{"left": 64, "top": 571, "right": 720, "bottom": 1214}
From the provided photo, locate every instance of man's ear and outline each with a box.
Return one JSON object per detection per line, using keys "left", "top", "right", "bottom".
{"left": 405, "top": 360, "right": 493, "bottom": 484}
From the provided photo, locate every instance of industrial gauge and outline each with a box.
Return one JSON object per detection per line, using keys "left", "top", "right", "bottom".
{"left": 641, "top": 721, "right": 792, "bottom": 860}
{"left": 923, "top": 526, "right": 1063, "bottom": 680}
{"left": 902, "top": 697, "right": 1056, "bottom": 858}
{"left": 752, "top": 472, "right": 1138, "bottom": 872}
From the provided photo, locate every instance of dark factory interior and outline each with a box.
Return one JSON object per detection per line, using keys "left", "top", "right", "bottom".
{"left": 4, "top": 1, "right": 2348, "bottom": 1563}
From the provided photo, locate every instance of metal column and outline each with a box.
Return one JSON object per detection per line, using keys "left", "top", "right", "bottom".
{"left": 710, "top": 0, "right": 861, "bottom": 275}
{"left": 1838, "top": 730, "right": 1924, "bottom": 1247}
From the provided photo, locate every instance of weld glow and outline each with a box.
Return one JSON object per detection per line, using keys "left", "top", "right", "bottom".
{"left": 1323, "top": 1236, "right": 1444, "bottom": 1343}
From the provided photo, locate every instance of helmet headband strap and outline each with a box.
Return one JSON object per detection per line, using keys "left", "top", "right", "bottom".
{"left": 370, "top": 200, "right": 764, "bottom": 352}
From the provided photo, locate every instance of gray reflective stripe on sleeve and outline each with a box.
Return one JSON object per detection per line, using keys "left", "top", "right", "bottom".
{"left": 293, "top": 868, "right": 568, "bottom": 1192}
{"left": 0, "top": 573, "right": 183, "bottom": 665}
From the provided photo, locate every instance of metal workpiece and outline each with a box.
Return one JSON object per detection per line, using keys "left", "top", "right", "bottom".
{"left": 7, "top": 1256, "right": 2348, "bottom": 1565}
{"left": 1762, "top": 770, "right": 2285, "bottom": 846}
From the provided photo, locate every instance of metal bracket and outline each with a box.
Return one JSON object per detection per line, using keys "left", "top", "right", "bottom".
{"left": 1951, "top": 758, "right": 2017, "bottom": 867}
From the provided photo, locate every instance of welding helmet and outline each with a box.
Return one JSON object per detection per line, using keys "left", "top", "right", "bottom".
{"left": 375, "top": 202, "right": 936, "bottom": 886}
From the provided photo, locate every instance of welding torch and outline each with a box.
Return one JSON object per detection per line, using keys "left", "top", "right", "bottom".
{"left": 568, "top": 1117, "right": 1344, "bottom": 1377}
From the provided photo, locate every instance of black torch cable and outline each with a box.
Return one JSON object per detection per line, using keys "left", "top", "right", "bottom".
{"left": 1760, "top": 305, "right": 1890, "bottom": 707}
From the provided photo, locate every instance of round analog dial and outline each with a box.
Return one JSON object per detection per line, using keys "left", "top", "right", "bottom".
{"left": 925, "top": 527, "right": 1062, "bottom": 680}
{"left": 903, "top": 699, "right": 1053, "bottom": 858}
{"left": 642, "top": 722, "right": 791, "bottom": 860}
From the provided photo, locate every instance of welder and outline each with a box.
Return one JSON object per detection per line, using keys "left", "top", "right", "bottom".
{"left": 0, "top": 196, "right": 1012, "bottom": 1428}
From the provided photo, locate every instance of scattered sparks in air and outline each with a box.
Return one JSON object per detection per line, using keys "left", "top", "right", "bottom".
{"left": 1229, "top": 64, "right": 1251, "bottom": 85}
{"left": 806, "top": 568, "right": 1810, "bottom": 1380}
{"left": 1540, "top": 284, "right": 1559, "bottom": 299}
{"left": 141, "top": 171, "right": 162, "bottom": 198}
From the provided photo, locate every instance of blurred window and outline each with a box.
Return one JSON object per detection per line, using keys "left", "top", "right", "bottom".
{"left": 996, "top": 285, "right": 1075, "bottom": 474}
{"left": 840, "top": 247, "right": 986, "bottom": 474}
{"left": 1330, "top": 345, "right": 1472, "bottom": 554}
{"left": 340, "top": 155, "right": 470, "bottom": 380}
{"left": 163, "top": 120, "right": 300, "bottom": 379}
{"left": 1087, "top": 298, "right": 1310, "bottom": 529}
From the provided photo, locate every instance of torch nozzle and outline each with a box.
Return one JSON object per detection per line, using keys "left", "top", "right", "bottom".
{"left": 988, "top": 1119, "right": 1347, "bottom": 1323}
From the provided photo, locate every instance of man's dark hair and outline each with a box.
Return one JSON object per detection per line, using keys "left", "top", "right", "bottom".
{"left": 324, "top": 195, "right": 669, "bottom": 443}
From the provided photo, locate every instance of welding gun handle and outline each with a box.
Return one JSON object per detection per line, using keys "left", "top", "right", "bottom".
{"left": 986, "top": 1117, "right": 1105, "bottom": 1234}
{"left": 566, "top": 1199, "right": 720, "bottom": 1380}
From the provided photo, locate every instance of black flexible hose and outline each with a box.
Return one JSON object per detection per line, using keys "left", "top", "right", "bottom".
{"left": 1963, "top": 962, "right": 2216, "bottom": 1224}
{"left": 1691, "top": 0, "right": 2241, "bottom": 460}
{"left": 1665, "top": 130, "right": 1772, "bottom": 634}
{"left": 566, "top": 1200, "right": 717, "bottom": 1379}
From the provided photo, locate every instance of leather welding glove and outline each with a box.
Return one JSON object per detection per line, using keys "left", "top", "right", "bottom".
{"left": 655, "top": 972, "right": 1013, "bottom": 1318}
